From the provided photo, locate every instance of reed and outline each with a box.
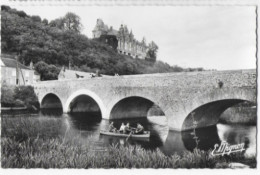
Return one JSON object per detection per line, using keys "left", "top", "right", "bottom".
{"left": 1, "top": 116, "right": 67, "bottom": 141}
{"left": 1, "top": 116, "right": 256, "bottom": 168}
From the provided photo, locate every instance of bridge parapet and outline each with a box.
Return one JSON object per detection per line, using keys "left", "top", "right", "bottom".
{"left": 33, "top": 69, "right": 256, "bottom": 131}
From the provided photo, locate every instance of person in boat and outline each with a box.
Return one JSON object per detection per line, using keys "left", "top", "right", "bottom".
{"left": 119, "top": 123, "right": 126, "bottom": 133}
{"left": 135, "top": 123, "right": 144, "bottom": 134}
{"left": 124, "top": 123, "right": 132, "bottom": 134}
{"left": 109, "top": 122, "right": 117, "bottom": 132}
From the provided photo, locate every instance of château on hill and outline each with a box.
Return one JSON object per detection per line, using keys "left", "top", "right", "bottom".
{"left": 93, "top": 19, "right": 155, "bottom": 59}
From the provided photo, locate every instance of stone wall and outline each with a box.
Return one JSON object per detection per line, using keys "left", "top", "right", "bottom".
{"left": 34, "top": 69, "right": 256, "bottom": 131}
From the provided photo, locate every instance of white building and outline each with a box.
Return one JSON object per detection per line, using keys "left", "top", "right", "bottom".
{"left": 1, "top": 54, "right": 40, "bottom": 85}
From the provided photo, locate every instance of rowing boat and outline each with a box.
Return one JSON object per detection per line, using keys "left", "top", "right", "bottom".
{"left": 100, "top": 130, "right": 150, "bottom": 139}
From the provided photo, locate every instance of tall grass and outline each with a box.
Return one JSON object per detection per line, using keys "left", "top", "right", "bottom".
{"left": 1, "top": 116, "right": 67, "bottom": 141}
{"left": 1, "top": 116, "right": 256, "bottom": 168}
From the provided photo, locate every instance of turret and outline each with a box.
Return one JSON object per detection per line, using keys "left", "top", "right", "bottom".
{"left": 124, "top": 25, "right": 129, "bottom": 34}
{"left": 124, "top": 25, "right": 129, "bottom": 41}
{"left": 92, "top": 18, "right": 108, "bottom": 38}
{"left": 118, "top": 24, "right": 124, "bottom": 39}
{"left": 142, "top": 37, "right": 146, "bottom": 46}
{"left": 129, "top": 30, "right": 134, "bottom": 41}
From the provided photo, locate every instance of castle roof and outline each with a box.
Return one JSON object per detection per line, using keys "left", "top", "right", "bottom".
{"left": 107, "top": 28, "right": 118, "bottom": 36}
{"left": 93, "top": 19, "right": 108, "bottom": 32}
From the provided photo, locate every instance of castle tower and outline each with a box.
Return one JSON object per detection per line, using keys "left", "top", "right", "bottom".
{"left": 92, "top": 19, "right": 108, "bottom": 38}
{"left": 129, "top": 30, "right": 134, "bottom": 41}
{"left": 118, "top": 24, "right": 125, "bottom": 51}
{"left": 129, "top": 30, "right": 134, "bottom": 56}
{"left": 123, "top": 26, "right": 130, "bottom": 51}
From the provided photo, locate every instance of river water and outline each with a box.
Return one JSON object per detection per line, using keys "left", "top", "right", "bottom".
{"left": 3, "top": 109, "right": 256, "bottom": 157}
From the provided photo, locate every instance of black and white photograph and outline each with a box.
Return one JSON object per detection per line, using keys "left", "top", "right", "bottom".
{"left": 0, "top": 0, "right": 258, "bottom": 173}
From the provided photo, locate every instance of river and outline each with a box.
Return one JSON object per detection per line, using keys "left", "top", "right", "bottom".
{"left": 2, "top": 109, "right": 256, "bottom": 157}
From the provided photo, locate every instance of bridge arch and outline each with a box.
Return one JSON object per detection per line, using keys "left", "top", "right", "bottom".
{"left": 64, "top": 89, "right": 108, "bottom": 118}
{"left": 109, "top": 96, "right": 165, "bottom": 120}
{"left": 181, "top": 88, "right": 256, "bottom": 130}
{"left": 41, "top": 93, "right": 63, "bottom": 109}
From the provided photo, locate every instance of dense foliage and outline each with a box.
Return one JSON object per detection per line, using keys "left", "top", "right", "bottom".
{"left": 34, "top": 61, "right": 60, "bottom": 80}
{"left": 1, "top": 5, "right": 204, "bottom": 80}
{"left": 1, "top": 84, "right": 15, "bottom": 107}
{"left": 13, "top": 85, "right": 39, "bottom": 108}
{"left": 1, "top": 84, "right": 39, "bottom": 109}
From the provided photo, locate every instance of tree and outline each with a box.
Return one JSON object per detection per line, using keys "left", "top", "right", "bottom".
{"left": 1, "top": 83, "right": 15, "bottom": 107}
{"left": 13, "top": 86, "right": 39, "bottom": 109}
{"left": 15, "top": 10, "right": 27, "bottom": 18}
{"left": 49, "top": 18, "right": 65, "bottom": 30}
{"left": 42, "top": 19, "right": 48, "bottom": 25}
{"left": 1, "top": 5, "right": 11, "bottom": 11}
{"left": 31, "top": 15, "right": 41, "bottom": 23}
{"left": 34, "top": 61, "right": 60, "bottom": 80}
{"left": 142, "top": 37, "right": 146, "bottom": 46}
{"left": 63, "top": 12, "right": 82, "bottom": 33}
{"left": 146, "top": 41, "right": 158, "bottom": 62}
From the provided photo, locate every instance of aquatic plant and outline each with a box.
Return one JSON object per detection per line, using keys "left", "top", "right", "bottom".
{"left": 1, "top": 116, "right": 256, "bottom": 168}
{"left": 190, "top": 112, "right": 200, "bottom": 149}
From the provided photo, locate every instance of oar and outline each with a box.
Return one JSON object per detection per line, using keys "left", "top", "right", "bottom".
{"left": 126, "top": 131, "right": 133, "bottom": 141}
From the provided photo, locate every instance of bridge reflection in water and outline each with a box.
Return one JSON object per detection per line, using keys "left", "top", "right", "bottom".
{"left": 39, "top": 110, "right": 255, "bottom": 157}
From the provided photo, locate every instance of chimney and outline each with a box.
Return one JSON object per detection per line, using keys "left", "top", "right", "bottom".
{"left": 30, "top": 61, "right": 33, "bottom": 69}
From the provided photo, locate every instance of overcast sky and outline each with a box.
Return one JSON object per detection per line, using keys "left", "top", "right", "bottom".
{"left": 9, "top": 5, "right": 256, "bottom": 70}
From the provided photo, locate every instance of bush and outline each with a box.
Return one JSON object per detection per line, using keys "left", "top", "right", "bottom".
{"left": 13, "top": 86, "right": 40, "bottom": 109}
{"left": 1, "top": 83, "right": 15, "bottom": 107}
{"left": 34, "top": 61, "right": 60, "bottom": 80}
{"left": 1, "top": 84, "right": 39, "bottom": 109}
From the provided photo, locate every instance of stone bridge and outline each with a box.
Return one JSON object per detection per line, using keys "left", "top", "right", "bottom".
{"left": 33, "top": 69, "right": 256, "bottom": 131}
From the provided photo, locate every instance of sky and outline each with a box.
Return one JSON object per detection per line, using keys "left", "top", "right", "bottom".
{"left": 8, "top": 5, "right": 257, "bottom": 70}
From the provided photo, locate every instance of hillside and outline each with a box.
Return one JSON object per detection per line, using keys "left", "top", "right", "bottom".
{"left": 1, "top": 5, "right": 204, "bottom": 80}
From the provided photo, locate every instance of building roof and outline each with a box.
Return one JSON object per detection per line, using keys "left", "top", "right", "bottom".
{"left": 107, "top": 29, "right": 118, "bottom": 36}
{"left": 1, "top": 55, "right": 30, "bottom": 70}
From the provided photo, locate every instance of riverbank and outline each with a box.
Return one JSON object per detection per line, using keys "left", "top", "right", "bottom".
{"left": 1, "top": 116, "right": 256, "bottom": 168}
{"left": 1, "top": 84, "right": 39, "bottom": 111}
